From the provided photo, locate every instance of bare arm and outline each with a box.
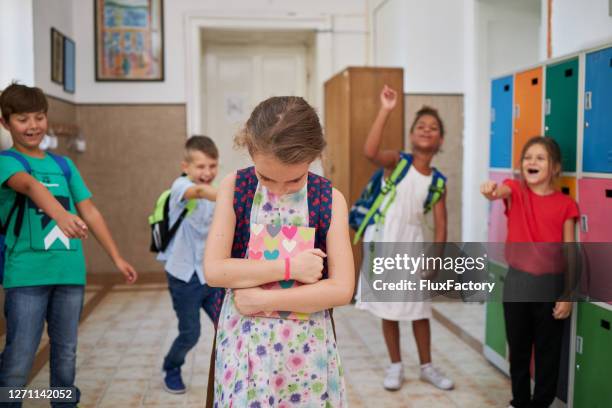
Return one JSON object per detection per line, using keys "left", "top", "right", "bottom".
{"left": 480, "top": 180, "right": 511, "bottom": 202}
{"left": 76, "top": 199, "right": 137, "bottom": 283}
{"left": 6, "top": 172, "right": 87, "bottom": 238}
{"left": 363, "top": 85, "right": 401, "bottom": 170}
{"left": 183, "top": 184, "right": 217, "bottom": 201}
{"left": 234, "top": 189, "right": 355, "bottom": 314}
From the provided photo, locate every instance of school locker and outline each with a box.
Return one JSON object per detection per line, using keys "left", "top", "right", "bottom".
{"left": 582, "top": 47, "right": 612, "bottom": 173}
{"left": 324, "top": 67, "right": 404, "bottom": 272}
{"left": 558, "top": 176, "right": 576, "bottom": 200}
{"left": 484, "top": 262, "right": 508, "bottom": 362}
{"left": 513, "top": 67, "right": 543, "bottom": 170}
{"left": 490, "top": 76, "right": 513, "bottom": 169}
{"left": 573, "top": 302, "right": 612, "bottom": 408}
{"left": 545, "top": 58, "right": 579, "bottom": 173}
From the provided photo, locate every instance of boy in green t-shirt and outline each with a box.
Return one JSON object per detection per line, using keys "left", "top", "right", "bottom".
{"left": 0, "top": 83, "right": 137, "bottom": 406}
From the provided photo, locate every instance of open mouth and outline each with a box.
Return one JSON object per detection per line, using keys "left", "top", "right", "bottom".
{"left": 526, "top": 168, "right": 539, "bottom": 175}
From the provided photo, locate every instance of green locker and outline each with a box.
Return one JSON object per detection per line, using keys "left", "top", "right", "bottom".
{"left": 573, "top": 302, "right": 612, "bottom": 408}
{"left": 545, "top": 58, "right": 579, "bottom": 172}
{"left": 485, "top": 262, "right": 507, "bottom": 359}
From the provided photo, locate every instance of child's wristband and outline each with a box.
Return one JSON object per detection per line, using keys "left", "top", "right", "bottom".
{"left": 284, "top": 257, "right": 291, "bottom": 281}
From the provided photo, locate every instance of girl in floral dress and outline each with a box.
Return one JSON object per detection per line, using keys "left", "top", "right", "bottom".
{"left": 204, "top": 96, "right": 354, "bottom": 407}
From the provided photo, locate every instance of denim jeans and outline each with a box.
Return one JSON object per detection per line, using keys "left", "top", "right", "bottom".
{"left": 0, "top": 285, "right": 84, "bottom": 408}
{"left": 163, "top": 272, "right": 218, "bottom": 371}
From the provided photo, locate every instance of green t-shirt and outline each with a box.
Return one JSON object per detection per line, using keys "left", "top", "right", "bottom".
{"left": 0, "top": 149, "right": 92, "bottom": 288}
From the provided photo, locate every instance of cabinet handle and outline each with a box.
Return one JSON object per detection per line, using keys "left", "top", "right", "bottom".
{"left": 581, "top": 215, "right": 588, "bottom": 233}
{"left": 514, "top": 105, "right": 520, "bottom": 119}
{"left": 576, "top": 336, "right": 583, "bottom": 354}
{"left": 491, "top": 108, "right": 495, "bottom": 123}
{"left": 545, "top": 99, "right": 551, "bottom": 115}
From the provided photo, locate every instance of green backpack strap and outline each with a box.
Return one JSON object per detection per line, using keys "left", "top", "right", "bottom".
{"left": 424, "top": 170, "right": 446, "bottom": 213}
{"left": 353, "top": 157, "right": 409, "bottom": 244}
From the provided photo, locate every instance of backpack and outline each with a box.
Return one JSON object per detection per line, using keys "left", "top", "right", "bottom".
{"left": 148, "top": 187, "right": 196, "bottom": 253}
{"left": 349, "top": 152, "right": 446, "bottom": 244}
{"left": 0, "top": 150, "right": 72, "bottom": 283}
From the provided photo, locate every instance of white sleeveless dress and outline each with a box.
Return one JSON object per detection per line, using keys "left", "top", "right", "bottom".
{"left": 355, "top": 166, "right": 433, "bottom": 321}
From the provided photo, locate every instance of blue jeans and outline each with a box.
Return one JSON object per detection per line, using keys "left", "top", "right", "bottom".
{"left": 163, "top": 272, "right": 217, "bottom": 371}
{"left": 0, "top": 285, "right": 84, "bottom": 408}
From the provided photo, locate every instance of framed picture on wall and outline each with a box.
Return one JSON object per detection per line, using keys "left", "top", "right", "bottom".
{"left": 51, "top": 28, "right": 64, "bottom": 84}
{"left": 63, "top": 37, "right": 76, "bottom": 93}
{"left": 94, "top": 0, "right": 165, "bottom": 81}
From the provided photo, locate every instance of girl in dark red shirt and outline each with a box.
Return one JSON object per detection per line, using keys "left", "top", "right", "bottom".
{"left": 481, "top": 136, "right": 579, "bottom": 408}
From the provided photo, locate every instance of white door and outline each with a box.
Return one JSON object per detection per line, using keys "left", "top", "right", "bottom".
{"left": 203, "top": 44, "right": 308, "bottom": 178}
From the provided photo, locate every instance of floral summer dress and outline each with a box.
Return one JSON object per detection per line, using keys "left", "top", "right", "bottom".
{"left": 213, "top": 181, "right": 346, "bottom": 408}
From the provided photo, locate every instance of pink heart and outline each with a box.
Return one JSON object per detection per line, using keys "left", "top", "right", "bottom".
{"left": 281, "top": 226, "right": 297, "bottom": 239}
{"left": 297, "top": 240, "right": 313, "bottom": 252}
{"left": 249, "top": 250, "right": 263, "bottom": 260}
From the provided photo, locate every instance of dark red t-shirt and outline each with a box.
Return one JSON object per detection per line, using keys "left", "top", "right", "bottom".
{"left": 503, "top": 179, "right": 579, "bottom": 274}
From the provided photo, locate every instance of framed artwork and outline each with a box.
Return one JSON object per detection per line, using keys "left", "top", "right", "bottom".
{"left": 94, "top": 0, "right": 165, "bottom": 81}
{"left": 51, "top": 28, "right": 64, "bottom": 84}
{"left": 63, "top": 37, "right": 76, "bottom": 93}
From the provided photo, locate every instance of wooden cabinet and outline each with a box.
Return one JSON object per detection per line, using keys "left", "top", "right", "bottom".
{"left": 323, "top": 67, "right": 404, "bottom": 270}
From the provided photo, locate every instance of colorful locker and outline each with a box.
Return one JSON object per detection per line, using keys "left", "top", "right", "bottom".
{"left": 490, "top": 76, "right": 513, "bottom": 168}
{"left": 545, "top": 58, "right": 579, "bottom": 172}
{"left": 557, "top": 176, "right": 576, "bottom": 199}
{"left": 573, "top": 302, "right": 612, "bottom": 408}
{"left": 484, "top": 262, "right": 508, "bottom": 371}
{"left": 582, "top": 47, "right": 612, "bottom": 173}
{"left": 513, "top": 67, "right": 543, "bottom": 170}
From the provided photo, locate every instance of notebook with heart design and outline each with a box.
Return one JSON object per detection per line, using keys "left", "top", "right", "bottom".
{"left": 247, "top": 223, "right": 315, "bottom": 320}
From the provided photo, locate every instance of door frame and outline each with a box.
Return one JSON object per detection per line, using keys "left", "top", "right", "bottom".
{"left": 183, "top": 12, "right": 332, "bottom": 136}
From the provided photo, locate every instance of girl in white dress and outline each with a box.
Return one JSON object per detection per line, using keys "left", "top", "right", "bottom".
{"left": 355, "top": 85, "right": 454, "bottom": 391}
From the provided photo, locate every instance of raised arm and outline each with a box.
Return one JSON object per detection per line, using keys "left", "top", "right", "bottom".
{"left": 182, "top": 184, "right": 217, "bottom": 201}
{"left": 6, "top": 172, "right": 87, "bottom": 238}
{"left": 234, "top": 188, "right": 355, "bottom": 314}
{"left": 204, "top": 173, "right": 325, "bottom": 288}
{"left": 363, "top": 85, "right": 401, "bottom": 170}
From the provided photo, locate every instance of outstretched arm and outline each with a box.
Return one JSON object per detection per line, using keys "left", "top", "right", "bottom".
{"left": 480, "top": 180, "right": 511, "bottom": 201}
{"left": 233, "top": 188, "right": 355, "bottom": 314}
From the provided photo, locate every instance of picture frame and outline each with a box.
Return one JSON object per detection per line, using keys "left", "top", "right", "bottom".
{"left": 63, "top": 36, "right": 76, "bottom": 94}
{"left": 51, "top": 28, "right": 64, "bottom": 84}
{"left": 94, "top": 0, "right": 165, "bottom": 81}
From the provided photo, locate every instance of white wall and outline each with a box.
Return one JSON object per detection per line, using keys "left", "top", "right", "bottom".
{"left": 370, "top": 0, "right": 465, "bottom": 93}
{"left": 549, "top": 0, "right": 612, "bottom": 57}
{"left": 462, "top": 0, "right": 541, "bottom": 242}
{"left": 0, "top": 0, "right": 35, "bottom": 89}
{"left": 32, "top": 0, "right": 75, "bottom": 101}
{"left": 70, "top": 0, "right": 367, "bottom": 104}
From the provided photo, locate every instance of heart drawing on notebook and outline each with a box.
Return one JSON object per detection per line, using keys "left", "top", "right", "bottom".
{"left": 281, "top": 225, "right": 297, "bottom": 239}
{"left": 248, "top": 250, "right": 263, "bottom": 260}
{"left": 298, "top": 228, "right": 315, "bottom": 242}
{"left": 282, "top": 239, "right": 297, "bottom": 253}
{"left": 264, "top": 236, "right": 279, "bottom": 251}
{"left": 266, "top": 224, "right": 282, "bottom": 237}
{"left": 264, "top": 250, "right": 280, "bottom": 260}
{"left": 279, "top": 279, "right": 295, "bottom": 289}
{"left": 251, "top": 224, "right": 264, "bottom": 236}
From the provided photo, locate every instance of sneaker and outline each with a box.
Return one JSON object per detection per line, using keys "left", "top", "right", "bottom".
{"left": 163, "top": 367, "right": 186, "bottom": 394}
{"left": 420, "top": 364, "right": 454, "bottom": 390}
{"left": 383, "top": 363, "right": 404, "bottom": 391}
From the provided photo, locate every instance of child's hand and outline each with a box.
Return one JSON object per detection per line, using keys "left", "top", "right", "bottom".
{"left": 291, "top": 249, "right": 326, "bottom": 284}
{"left": 553, "top": 301, "right": 572, "bottom": 319}
{"left": 380, "top": 85, "right": 398, "bottom": 112}
{"left": 56, "top": 212, "right": 88, "bottom": 239}
{"left": 480, "top": 180, "right": 498, "bottom": 200}
{"left": 234, "top": 287, "right": 266, "bottom": 316}
{"left": 114, "top": 257, "right": 138, "bottom": 284}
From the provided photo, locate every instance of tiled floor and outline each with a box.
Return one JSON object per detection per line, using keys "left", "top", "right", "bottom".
{"left": 20, "top": 284, "right": 509, "bottom": 407}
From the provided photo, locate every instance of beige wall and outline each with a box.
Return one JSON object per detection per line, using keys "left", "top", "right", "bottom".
{"left": 405, "top": 94, "right": 463, "bottom": 242}
{"left": 47, "top": 97, "right": 186, "bottom": 274}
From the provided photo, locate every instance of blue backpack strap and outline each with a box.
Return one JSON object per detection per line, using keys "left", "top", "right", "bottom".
{"left": 0, "top": 150, "right": 32, "bottom": 174}
{"left": 307, "top": 172, "right": 333, "bottom": 279}
{"left": 424, "top": 168, "right": 447, "bottom": 213}
{"left": 46, "top": 152, "right": 72, "bottom": 181}
{"left": 231, "top": 167, "right": 257, "bottom": 260}
{"left": 0, "top": 151, "right": 32, "bottom": 237}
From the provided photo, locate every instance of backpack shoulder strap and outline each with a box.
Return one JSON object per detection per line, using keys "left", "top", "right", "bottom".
{"left": 231, "top": 167, "right": 257, "bottom": 259}
{"left": 307, "top": 172, "right": 333, "bottom": 278}
{"left": 0, "top": 150, "right": 32, "bottom": 174}
{"left": 46, "top": 152, "right": 72, "bottom": 181}
{"left": 424, "top": 168, "right": 447, "bottom": 213}
{"left": 0, "top": 150, "right": 31, "bottom": 237}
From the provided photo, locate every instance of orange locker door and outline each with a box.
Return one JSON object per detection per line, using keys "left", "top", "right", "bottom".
{"left": 513, "top": 67, "right": 543, "bottom": 170}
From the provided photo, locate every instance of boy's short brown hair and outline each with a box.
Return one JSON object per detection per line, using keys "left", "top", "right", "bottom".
{"left": 185, "top": 135, "right": 219, "bottom": 161}
{"left": 0, "top": 83, "right": 48, "bottom": 122}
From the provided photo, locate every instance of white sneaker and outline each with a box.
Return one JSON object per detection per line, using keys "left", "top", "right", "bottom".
{"left": 383, "top": 363, "right": 404, "bottom": 391}
{"left": 420, "top": 364, "right": 454, "bottom": 390}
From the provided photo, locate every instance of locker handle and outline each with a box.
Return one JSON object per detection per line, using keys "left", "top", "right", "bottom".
{"left": 545, "top": 99, "right": 551, "bottom": 115}
{"left": 606, "top": 189, "right": 612, "bottom": 198}
{"left": 514, "top": 105, "right": 520, "bottom": 119}
{"left": 602, "top": 319, "right": 610, "bottom": 330}
{"left": 531, "top": 77, "right": 538, "bottom": 85}
{"left": 585, "top": 92, "right": 592, "bottom": 110}
{"left": 504, "top": 84, "right": 510, "bottom": 92}
{"left": 491, "top": 108, "right": 496, "bottom": 123}
{"left": 581, "top": 215, "right": 588, "bottom": 233}
{"left": 564, "top": 68, "right": 573, "bottom": 77}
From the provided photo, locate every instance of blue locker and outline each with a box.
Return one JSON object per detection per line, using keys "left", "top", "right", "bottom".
{"left": 490, "top": 76, "right": 513, "bottom": 168}
{"left": 582, "top": 47, "right": 612, "bottom": 173}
